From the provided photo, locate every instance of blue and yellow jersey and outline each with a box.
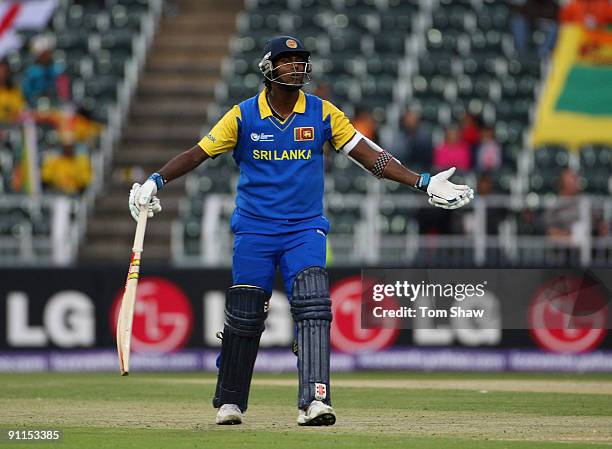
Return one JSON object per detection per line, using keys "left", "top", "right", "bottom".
{"left": 198, "top": 89, "right": 356, "bottom": 231}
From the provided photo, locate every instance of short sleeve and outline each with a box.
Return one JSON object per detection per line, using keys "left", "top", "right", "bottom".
{"left": 197, "top": 105, "right": 242, "bottom": 156}
{"left": 322, "top": 100, "right": 357, "bottom": 152}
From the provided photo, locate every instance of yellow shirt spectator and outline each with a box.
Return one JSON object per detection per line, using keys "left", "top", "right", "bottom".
{"left": 0, "top": 87, "right": 24, "bottom": 123}
{"left": 41, "top": 148, "right": 92, "bottom": 195}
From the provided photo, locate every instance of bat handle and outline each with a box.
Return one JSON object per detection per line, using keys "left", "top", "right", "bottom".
{"left": 132, "top": 203, "right": 149, "bottom": 252}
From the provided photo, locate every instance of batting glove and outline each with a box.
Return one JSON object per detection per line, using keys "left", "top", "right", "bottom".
{"left": 129, "top": 173, "right": 163, "bottom": 221}
{"left": 416, "top": 167, "right": 474, "bottom": 210}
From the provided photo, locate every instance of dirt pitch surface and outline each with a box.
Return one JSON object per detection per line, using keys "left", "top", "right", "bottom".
{"left": 143, "top": 376, "right": 612, "bottom": 395}
{"left": 1, "top": 372, "right": 611, "bottom": 449}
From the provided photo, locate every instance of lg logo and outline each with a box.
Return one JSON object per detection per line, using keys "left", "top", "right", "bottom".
{"left": 330, "top": 276, "right": 399, "bottom": 353}
{"left": 529, "top": 275, "right": 608, "bottom": 353}
{"left": 111, "top": 278, "right": 193, "bottom": 353}
{"left": 6, "top": 291, "right": 95, "bottom": 347}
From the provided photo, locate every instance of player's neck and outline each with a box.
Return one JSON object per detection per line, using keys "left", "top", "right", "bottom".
{"left": 267, "top": 87, "right": 299, "bottom": 120}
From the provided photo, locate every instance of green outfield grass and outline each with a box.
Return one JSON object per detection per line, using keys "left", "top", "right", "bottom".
{"left": 1, "top": 371, "right": 611, "bottom": 448}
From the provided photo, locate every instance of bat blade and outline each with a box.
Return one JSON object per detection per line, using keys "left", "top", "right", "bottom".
{"left": 117, "top": 275, "right": 138, "bottom": 375}
{"left": 116, "top": 204, "right": 148, "bottom": 376}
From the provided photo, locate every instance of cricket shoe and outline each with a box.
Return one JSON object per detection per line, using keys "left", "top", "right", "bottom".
{"left": 297, "top": 400, "right": 336, "bottom": 426}
{"left": 215, "top": 404, "right": 243, "bottom": 425}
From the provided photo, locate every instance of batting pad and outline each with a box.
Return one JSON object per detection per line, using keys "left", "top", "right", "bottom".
{"left": 291, "top": 266, "right": 333, "bottom": 409}
{"left": 213, "top": 286, "right": 269, "bottom": 412}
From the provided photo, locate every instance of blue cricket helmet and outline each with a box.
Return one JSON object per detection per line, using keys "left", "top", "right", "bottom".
{"left": 258, "top": 36, "right": 312, "bottom": 85}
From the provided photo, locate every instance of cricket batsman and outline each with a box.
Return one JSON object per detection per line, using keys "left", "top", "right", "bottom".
{"left": 128, "top": 36, "right": 473, "bottom": 426}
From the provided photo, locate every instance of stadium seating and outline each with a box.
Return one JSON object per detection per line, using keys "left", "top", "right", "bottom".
{"left": 579, "top": 145, "right": 612, "bottom": 194}
{"left": 6, "top": 0, "right": 605, "bottom": 267}
{"left": 1, "top": 0, "right": 154, "bottom": 265}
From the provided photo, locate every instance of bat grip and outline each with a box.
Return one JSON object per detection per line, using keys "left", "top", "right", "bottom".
{"left": 132, "top": 203, "right": 149, "bottom": 253}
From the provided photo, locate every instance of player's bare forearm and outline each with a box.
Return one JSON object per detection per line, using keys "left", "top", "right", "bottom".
{"left": 348, "top": 139, "right": 420, "bottom": 187}
{"left": 158, "top": 145, "right": 209, "bottom": 184}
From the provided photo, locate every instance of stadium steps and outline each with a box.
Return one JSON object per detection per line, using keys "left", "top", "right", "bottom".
{"left": 123, "top": 124, "right": 203, "bottom": 138}
{"left": 127, "top": 113, "right": 207, "bottom": 126}
{"left": 160, "top": 18, "right": 236, "bottom": 34}
{"left": 151, "top": 48, "right": 229, "bottom": 59}
{"left": 154, "top": 35, "right": 231, "bottom": 52}
{"left": 146, "top": 55, "right": 224, "bottom": 70}
{"left": 113, "top": 148, "right": 185, "bottom": 165}
{"left": 140, "top": 73, "right": 218, "bottom": 87}
{"left": 137, "top": 83, "right": 215, "bottom": 100}
{"left": 131, "top": 100, "right": 208, "bottom": 118}
{"left": 80, "top": 0, "right": 240, "bottom": 263}
{"left": 88, "top": 216, "right": 174, "bottom": 239}
{"left": 82, "top": 240, "right": 170, "bottom": 260}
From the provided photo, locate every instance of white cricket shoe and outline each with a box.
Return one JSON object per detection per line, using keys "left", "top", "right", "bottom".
{"left": 297, "top": 400, "right": 336, "bottom": 426}
{"left": 215, "top": 404, "right": 243, "bottom": 425}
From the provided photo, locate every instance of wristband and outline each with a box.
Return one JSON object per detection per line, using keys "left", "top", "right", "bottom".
{"left": 415, "top": 173, "right": 430, "bottom": 192}
{"left": 371, "top": 151, "right": 392, "bottom": 178}
{"left": 148, "top": 172, "right": 166, "bottom": 191}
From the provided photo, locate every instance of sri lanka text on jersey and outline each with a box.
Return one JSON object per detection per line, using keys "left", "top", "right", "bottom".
{"left": 252, "top": 149, "right": 312, "bottom": 160}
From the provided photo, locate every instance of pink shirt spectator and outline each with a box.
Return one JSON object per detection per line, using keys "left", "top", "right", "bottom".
{"left": 476, "top": 139, "right": 502, "bottom": 172}
{"left": 433, "top": 141, "right": 471, "bottom": 171}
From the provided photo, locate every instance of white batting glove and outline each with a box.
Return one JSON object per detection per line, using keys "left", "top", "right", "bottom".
{"left": 417, "top": 167, "right": 474, "bottom": 210}
{"left": 129, "top": 180, "right": 162, "bottom": 221}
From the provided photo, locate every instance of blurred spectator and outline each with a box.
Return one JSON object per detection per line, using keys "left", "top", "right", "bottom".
{"left": 0, "top": 60, "right": 25, "bottom": 124}
{"left": 113, "top": 165, "right": 145, "bottom": 187}
{"left": 477, "top": 173, "right": 495, "bottom": 196}
{"left": 41, "top": 141, "right": 92, "bottom": 195}
{"left": 0, "top": 133, "right": 13, "bottom": 192}
{"left": 592, "top": 206, "right": 610, "bottom": 238}
{"left": 460, "top": 112, "right": 482, "bottom": 152}
{"left": 592, "top": 206, "right": 611, "bottom": 261}
{"left": 390, "top": 109, "right": 433, "bottom": 171}
{"left": 517, "top": 207, "right": 540, "bottom": 235}
{"left": 544, "top": 168, "right": 581, "bottom": 244}
{"left": 511, "top": 0, "right": 559, "bottom": 59}
{"left": 69, "top": 107, "right": 103, "bottom": 145}
{"left": 433, "top": 124, "right": 472, "bottom": 172}
{"left": 21, "top": 36, "right": 70, "bottom": 108}
{"left": 0, "top": 60, "right": 23, "bottom": 193}
{"left": 477, "top": 174, "right": 507, "bottom": 234}
{"left": 475, "top": 126, "right": 502, "bottom": 172}
{"left": 352, "top": 107, "right": 378, "bottom": 141}
{"left": 560, "top": 0, "right": 612, "bottom": 29}
{"left": 313, "top": 81, "right": 334, "bottom": 103}
{"left": 31, "top": 105, "right": 103, "bottom": 148}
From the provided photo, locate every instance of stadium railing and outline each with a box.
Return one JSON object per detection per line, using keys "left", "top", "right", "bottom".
{"left": 172, "top": 193, "right": 612, "bottom": 268}
{"left": 0, "top": 193, "right": 82, "bottom": 266}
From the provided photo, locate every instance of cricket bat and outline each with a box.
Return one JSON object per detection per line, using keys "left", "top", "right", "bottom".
{"left": 116, "top": 203, "right": 149, "bottom": 376}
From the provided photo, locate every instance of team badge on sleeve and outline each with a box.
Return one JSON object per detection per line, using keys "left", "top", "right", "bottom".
{"left": 294, "top": 126, "right": 314, "bottom": 141}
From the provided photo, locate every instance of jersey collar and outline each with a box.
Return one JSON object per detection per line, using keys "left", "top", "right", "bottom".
{"left": 258, "top": 88, "right": 306, "bottom": 120}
